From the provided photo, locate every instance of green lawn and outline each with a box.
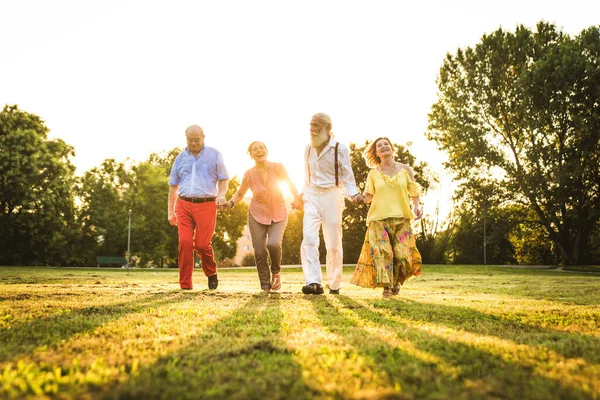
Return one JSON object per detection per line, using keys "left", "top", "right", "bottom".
{"left": 0, "top": 265, "right": 599, "bottom": 399}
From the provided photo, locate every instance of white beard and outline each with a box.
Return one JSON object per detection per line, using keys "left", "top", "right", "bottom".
{"left": 310, "top": 129, "right": 329, "bottom": 148}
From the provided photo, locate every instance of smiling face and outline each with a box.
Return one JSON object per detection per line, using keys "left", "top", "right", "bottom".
{"left": 249, "top": 141, "right": 268, "bottom": 163}
{"left": 375, "top": 138, "right": 394, "bottom": 159}
{"left": 309, "top": 115, "right": 330, "bottom": 148}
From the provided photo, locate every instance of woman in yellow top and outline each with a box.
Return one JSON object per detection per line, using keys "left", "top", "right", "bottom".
{"left": 350, "top": 137, "right": 423, "bottom": 298}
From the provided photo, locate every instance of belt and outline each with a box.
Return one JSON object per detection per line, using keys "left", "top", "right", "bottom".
{"left": 179, "top": 196, "right": 216, "bottom": 203}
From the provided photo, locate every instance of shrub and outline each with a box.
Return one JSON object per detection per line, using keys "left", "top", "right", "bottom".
{"left": 241, "top": 254, "right": 256, "bottom": 267}
{"left": 219, "top": 258, "right": 240, "bottom": 268}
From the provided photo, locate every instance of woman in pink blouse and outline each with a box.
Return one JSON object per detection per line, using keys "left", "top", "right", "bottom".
{"left": 226, "top": 141, "right": 300, "bottom": 292}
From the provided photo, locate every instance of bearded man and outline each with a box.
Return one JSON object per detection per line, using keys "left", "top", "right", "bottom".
{"left": 293, "top": 113, "right": 364, "bottom": 295}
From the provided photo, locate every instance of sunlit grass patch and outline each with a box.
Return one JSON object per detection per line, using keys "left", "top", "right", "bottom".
{"left": 0, "top": 265, "right": 598, "bottom": 399}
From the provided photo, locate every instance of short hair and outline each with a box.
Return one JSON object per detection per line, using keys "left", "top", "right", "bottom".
{"left": 185, "top": 125, "right": 204, "bottom": 136}
{"left": 312, "top": 112, "right": 332, "bottom": 132}
{"left": 363, "top": 137, "right": 394, "bottom": 168}
{"left": 247, "top": 141, "right": 267, "bottom": 154}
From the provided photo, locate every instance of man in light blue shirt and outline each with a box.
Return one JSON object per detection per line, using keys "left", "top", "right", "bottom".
{"left": 168, "top": 125, "right": 229, "bottom": 290}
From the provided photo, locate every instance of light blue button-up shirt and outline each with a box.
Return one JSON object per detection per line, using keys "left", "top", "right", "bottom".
{"left": 169, "top": 146, "right": 229, "bottom": 197}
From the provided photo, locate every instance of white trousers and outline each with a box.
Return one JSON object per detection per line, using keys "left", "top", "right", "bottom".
{"left": 300, "top": 186, "right": 345, "bottom": 290}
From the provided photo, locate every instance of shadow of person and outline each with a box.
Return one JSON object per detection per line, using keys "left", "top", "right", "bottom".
{"left": 363, "top": 296, "right": 600, "bottom": 365}
{"left": 111, "top": 293, "right": 318, "bottom": 400}
{"left": 0, "top": 290, "right": 187, "bottom": 363}
{"left": 328, "top": 295, "right": 594, "bottom": 400}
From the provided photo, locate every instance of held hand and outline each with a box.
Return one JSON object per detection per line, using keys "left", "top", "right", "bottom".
{"left": 414, "top": 204, "right": 423, "bottom": 220}
{"left": 216, "top": 196, "right": 227, "bottom": 208}
{"left": 351, "top": 194, "right": 365, "bottom": 205}
{"left": 291, "top": 194, "right": 304, "bottom": 211}
{"left": 219, "top": 200, "right": 232, "bottom": 210}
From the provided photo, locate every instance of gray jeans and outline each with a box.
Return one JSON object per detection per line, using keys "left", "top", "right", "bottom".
{"left": 248, "top": 213, "right": 288, "bottom": 290}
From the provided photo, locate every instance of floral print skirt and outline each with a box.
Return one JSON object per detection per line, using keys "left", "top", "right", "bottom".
{"left": 350, "top": 217, "right": 422, "bottom": 289}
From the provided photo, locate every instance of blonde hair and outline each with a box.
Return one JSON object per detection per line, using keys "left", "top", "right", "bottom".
{"left": 247, "top": 141, "right": 267, "bottom": 154}
{"left": 363, "top": 137, "right": 394, "bottom": 168}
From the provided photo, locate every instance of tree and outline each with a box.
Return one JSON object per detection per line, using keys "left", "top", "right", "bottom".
{"left": 510, "top": 209, "right": 556, "bottom": 265}
{"left": 281, "top": 210, "right": 303, "bottom": 265}
{"left": 129, "top": 161, "right": 177, "bottom": 267}
{"left": 448, "top": 184, "right": 517, "bottom": 264}
{"left": 0, "top": 105, "right": 78, "bottom": 266}
{"left": 427, "top": 22, "right": 600, "bottom": 265}
{"left": 416, "top": 204, "right": 455, "bottom": 264}
{"left": 77, "top": 159, "right": 132, "bottom": 265}
{"left": 213, "top": 177, "right": 248, "bottom": 262}
{"left": 131, "top": 150, "right": 181, "bottom": 267}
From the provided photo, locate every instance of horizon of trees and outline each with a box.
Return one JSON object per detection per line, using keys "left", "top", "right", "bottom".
{"left": 2, "top": 22, "right": 599, "bottom": 267}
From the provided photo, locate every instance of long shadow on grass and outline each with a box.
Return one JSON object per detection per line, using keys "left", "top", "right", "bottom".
{"left": 110, "top": 294, "right": 317, "bottom": 400}
{"left": 370, "top": 297, "right": 600, "bottom": 365}
{"left": 331, "top": 295, "right": 594, "bottom": 400}
{"left": 0, "top": 291, "right": 188, "bottom": 363}
{"left": 435, "top": 277, "right": 600, "bottom": 306}
{"left": 419, "top": 268, "right": 600, "bottom": 306}
{"left": 311, "top": 295, "right": 482, "bottom": 399}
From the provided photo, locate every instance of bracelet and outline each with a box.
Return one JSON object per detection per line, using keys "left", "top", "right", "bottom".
{"left": 229, "top": 200, "right": 235, "bottom": 209}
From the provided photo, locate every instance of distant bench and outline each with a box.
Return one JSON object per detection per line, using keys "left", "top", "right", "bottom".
{"left": 96, "top": 256, "right": 127, "bottom": 267}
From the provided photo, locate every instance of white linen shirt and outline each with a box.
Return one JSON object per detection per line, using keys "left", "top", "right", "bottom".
{"left": 303, "top": 138, "right": 358, "bottom": 197}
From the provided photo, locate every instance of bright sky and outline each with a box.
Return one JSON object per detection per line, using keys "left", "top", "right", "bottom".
{"left": 2, "top": 0, "right": 598, "bottom": 219}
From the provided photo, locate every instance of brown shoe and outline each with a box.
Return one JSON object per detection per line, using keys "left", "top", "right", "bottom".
{"left": 271, "top": 274, "right": 281, "bottom": 291}
{"left": 382, "top": 288, "right": 392, "bottom": 299}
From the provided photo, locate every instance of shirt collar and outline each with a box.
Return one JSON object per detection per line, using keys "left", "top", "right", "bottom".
{"left": 323, "top": 136, "right": 338, "bottom": 151}
{"left": 185, "top": 145, "right": 205, "bottom": 157}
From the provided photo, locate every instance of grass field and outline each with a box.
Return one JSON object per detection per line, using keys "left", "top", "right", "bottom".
{"left": 0, "top": 265, "right": 599, "bottom": 399}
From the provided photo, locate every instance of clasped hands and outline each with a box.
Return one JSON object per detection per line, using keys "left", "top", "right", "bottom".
{"left": 291, "top": 194, "right": 303, "bottom": 211}
{"left": 351, "top": 193, "right": 365, "bottom": 205}
{"left": 215, "top": 196, "right": 229, "bottom": 210}
{"left": 218, "top": 193, "right": 365, "bottom": 211}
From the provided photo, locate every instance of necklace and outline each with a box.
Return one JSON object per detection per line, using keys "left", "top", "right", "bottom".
{"left": 379, "top": 161, "right": 397, "bottom": 176}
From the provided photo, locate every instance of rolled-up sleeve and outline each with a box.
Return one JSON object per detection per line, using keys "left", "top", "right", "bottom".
{"left": 168, "top": 155, "right": 181, "bottom": 185}
{"left": 339, "top": 144, "right": 358, "bottom": 197}
{"left": 215, "top": 151, "right": 229, "bottom": 180}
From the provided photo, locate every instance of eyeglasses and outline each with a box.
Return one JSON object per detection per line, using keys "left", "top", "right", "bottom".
{"left": 186, "top": 137, "right": 204, "bottom": 144}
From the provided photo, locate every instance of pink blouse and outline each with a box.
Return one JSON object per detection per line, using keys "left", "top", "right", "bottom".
{"left": 241, "top": 162, "right": 288, "bottom": 225}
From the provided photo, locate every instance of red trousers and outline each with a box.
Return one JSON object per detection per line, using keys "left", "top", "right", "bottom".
{"left": 176, "top": 199, "right": 217, "bottom": 289}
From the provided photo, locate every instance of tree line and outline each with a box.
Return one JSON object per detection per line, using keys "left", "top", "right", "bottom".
{"left": 1, "top": 22, "right": 598, "bottom": 266}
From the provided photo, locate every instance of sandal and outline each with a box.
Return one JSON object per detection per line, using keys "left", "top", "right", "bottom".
{"left": 271, "top": 274, "right": 281, "bottom": 291}
{"left": 261, "top": 283, "right": 271, "bottom": 293}
{"left": 382, "top": 287, "right": 392, "bottom": 299}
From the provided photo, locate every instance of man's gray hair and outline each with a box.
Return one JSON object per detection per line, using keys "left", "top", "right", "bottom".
{"left": 312, "top": 113, "right": 332, "bottom": 132}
